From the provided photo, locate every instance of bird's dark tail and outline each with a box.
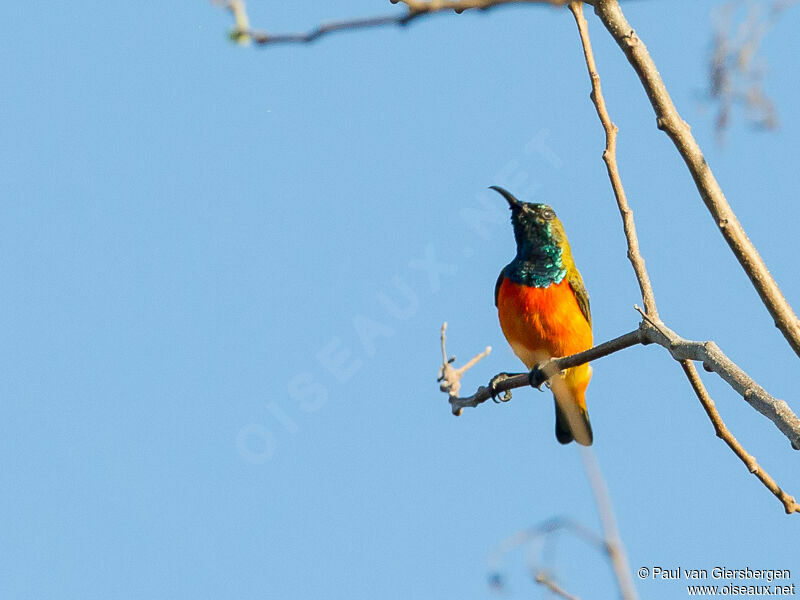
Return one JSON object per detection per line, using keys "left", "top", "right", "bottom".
{"left": 555, "top": 399, "right": 593, "bottom": 446}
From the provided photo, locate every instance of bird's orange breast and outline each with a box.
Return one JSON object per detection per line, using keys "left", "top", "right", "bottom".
{"left": 497, "top": 277, "right": 593, "bottom": 368}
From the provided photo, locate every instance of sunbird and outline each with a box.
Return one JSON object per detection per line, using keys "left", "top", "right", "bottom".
{"left": 491, "top": 186, "right": 594, "bottom": 446}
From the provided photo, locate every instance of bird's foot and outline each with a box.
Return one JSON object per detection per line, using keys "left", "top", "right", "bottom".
{"left": 489, "top": 372, "right": 513, "bottom": 403}
{"left": 528, "top": 364, "right": 547, "bottom": 391}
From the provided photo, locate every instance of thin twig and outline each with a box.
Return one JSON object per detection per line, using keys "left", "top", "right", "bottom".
{"left": 437, "top": 322, "right": 492, "bottom": 401}
{"left": 593, "top": 0, "right": 800, "bottom": 359}
{"left": 534, "top": 571, "right": 581, "bottom": 600}
{"left": 219, "top": 0, "right": 572, "bottom": 46}
{"left": 488, "top": 516, "right": 610, "bottom": 597}
{"left": 247, "top": 14, "right": 418, "bottom": 45}
{"left": 225, "top": 0, "right": 251, "bottom": 45}
{"left": 568, "top": 1, "right": 657, "bottom": 318}
{"left": 679, "top": 360, "right": 800, "bottom": 514}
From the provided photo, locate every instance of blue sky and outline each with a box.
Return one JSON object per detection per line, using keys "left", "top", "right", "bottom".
{"left": 2, "top": 1, "right": 799, "bottom": 598}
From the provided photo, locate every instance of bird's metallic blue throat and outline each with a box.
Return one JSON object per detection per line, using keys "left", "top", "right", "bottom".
{"left": 506, "top": 223, "right": 567, "bottom": 288}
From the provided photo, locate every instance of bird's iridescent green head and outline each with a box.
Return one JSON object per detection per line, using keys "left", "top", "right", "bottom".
{"left": 490, "top": 185, "right": 568, "bottom": 256}
{"left": 490, "top": 185, "right": 572, "bottom": 287}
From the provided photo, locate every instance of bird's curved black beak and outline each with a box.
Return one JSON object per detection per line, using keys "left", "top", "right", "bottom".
{"left": 489, "top": 185, "right": 522, "bottom": 209}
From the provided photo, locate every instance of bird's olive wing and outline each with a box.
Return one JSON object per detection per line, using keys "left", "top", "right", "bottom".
{"left": 568, "top": 272, "right": 592, "bottom": 327}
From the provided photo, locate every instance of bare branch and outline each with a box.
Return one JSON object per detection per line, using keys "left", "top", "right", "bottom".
{"left": 593, "top": 0, "right": 800, "bottom": 360}
{"left": 443, "top": 312, "right": 800, "bottom": 453}
{"left": 218, "top": 0, "right": 572, "bottom": 46}
{"left": 441, "top": 327, "right": 642, "bottom": 415}
{"left": 679, "top": 360, "right": 800, "bottom": 515}
{"left": 437, "top": 322, "right": 491, "bottom": 402}
{"left": 636, "top": 309, "right": 800, "bottom": 451}
{"left": 568, "top": 0, "right": 657, "bottom": 318}
{"left": 708, "top": 0, "right": 796, "bottom": 142}
{"left": 534, "top": 571, "right": 581, "bottom": 600}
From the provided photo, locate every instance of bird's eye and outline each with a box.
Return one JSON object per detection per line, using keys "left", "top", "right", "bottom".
{"left": 542, "top": 208, "right": 556, "bottom": 220}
